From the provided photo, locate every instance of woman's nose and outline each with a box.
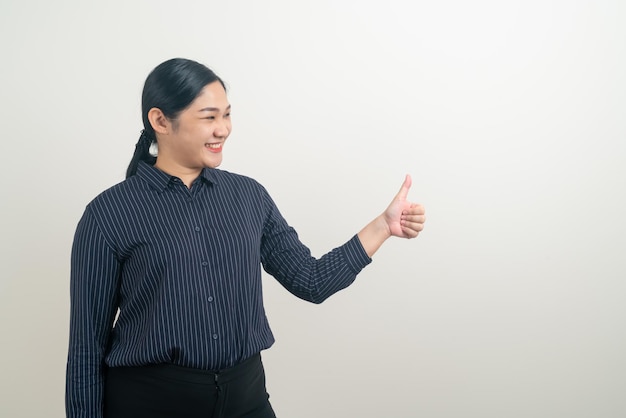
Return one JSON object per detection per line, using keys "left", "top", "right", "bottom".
{"left": 214, "top": 118, "right": 230, "bottom": 138}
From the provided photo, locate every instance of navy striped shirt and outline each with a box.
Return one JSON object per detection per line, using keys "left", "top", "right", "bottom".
{"left": 66, "top": 161, "right": 371, "bottom": 417}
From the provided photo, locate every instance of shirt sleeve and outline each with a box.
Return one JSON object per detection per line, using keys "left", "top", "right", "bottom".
{"left": 260, "top": 188, "right": 372, "bottom": 304}
{"left": 66, "top": 208, "right": 121, "bottom": 418}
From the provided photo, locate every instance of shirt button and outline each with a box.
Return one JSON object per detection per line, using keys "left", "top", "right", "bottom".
{"left": 201, "top": 261, "right": 208, "bottom": 267}
{"left": 207, "top": 296, "right": 214, "bottom": 302}
{"left": 194, "top": 226, "right": 201, "bottom": 232}
{"left": 212, "top": 334, "right": 218, "bottom": 340}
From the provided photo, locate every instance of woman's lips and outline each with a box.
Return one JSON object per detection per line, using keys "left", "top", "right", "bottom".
{"left": 205, "top": 143, "right": 223, "bottom": 153}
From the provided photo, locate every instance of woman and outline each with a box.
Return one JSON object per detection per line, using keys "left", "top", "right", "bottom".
{"left": 66, "top": 58, "right": 425, "bottom": 418}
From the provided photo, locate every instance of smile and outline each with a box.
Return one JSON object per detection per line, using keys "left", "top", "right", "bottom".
{"left": 205, "top": 143, "right": 223, "bottom": 153}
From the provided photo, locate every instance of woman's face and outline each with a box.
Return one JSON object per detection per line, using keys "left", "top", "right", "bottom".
{"left": 159, "top": 81, "right": 232, "bottom": 170}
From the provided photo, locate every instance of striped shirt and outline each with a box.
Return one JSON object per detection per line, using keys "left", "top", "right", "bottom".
{"left": 66, "top": 161, "right": 371, "bottom": 418}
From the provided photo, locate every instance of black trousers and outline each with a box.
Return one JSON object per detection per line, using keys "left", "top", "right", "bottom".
{"left": 104, "top": 353, "right": 276, "bottom": 418}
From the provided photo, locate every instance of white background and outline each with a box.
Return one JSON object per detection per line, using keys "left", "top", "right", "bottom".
{"left": 1, "top": 1, "right": 625, "bottom": 417}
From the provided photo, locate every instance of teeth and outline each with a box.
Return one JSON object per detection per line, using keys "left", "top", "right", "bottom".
{"left": 206, "top": 143, "right": 221, "bottom": 148}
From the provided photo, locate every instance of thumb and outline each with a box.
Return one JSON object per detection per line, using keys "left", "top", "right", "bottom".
{"left": 395, "top": 174, "right": 412, "bottom": 201}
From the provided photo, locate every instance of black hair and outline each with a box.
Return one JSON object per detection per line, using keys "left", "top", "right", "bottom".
{"left": 126, "top": 58, "right": 226, "bottom": 178}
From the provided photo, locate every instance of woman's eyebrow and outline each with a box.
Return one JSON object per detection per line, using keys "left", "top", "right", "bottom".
{"left": 199, "top": 104, "right": 231, "bottom": 112}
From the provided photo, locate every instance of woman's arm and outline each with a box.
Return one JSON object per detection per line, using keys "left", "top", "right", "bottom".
{"left": 66, "top": 209, "right": 120, "bottom": 418}
{"left": 260, "top": 175, "right": 425, "bottom": 304}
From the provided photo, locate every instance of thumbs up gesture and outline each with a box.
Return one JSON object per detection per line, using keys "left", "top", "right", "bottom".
{"left": 383, "top": 175, "right": 425, "bottom": 239}
{"left": 357, "top": 175, "right": 425, "bottom": 257}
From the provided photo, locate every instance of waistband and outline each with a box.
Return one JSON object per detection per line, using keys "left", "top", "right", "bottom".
{"left": 107, "top": 353, "right": 262, "bottom": 385}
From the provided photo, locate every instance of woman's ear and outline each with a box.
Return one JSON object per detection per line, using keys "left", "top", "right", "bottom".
{"left": 147, "top": 108, "right": 170, "bottom": 135}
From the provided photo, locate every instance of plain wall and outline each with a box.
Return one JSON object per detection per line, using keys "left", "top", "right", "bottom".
{"left": 1, "top": 0, "right": 625, "bottom": 417}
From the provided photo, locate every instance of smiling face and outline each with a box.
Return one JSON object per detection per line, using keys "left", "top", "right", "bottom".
{"left": 151, "top": 81, "right": 231, "bottom": 180}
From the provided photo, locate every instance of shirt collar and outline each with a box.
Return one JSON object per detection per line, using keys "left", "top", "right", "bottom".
{"left": 136, "top": 161, "right": 219, "bottom": 192}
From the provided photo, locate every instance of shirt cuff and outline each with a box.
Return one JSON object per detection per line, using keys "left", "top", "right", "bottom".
{"left": 342, "top": 234, "right": 372, "bottom": 274}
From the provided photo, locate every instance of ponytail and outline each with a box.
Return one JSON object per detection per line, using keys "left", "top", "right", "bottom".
{"left": 126, "top": 129, "right": 157, "bottom": 178}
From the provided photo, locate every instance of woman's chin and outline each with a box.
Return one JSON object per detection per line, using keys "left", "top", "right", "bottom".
{"left": 203, "top": 155, "right": 223, "bottom": 169}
